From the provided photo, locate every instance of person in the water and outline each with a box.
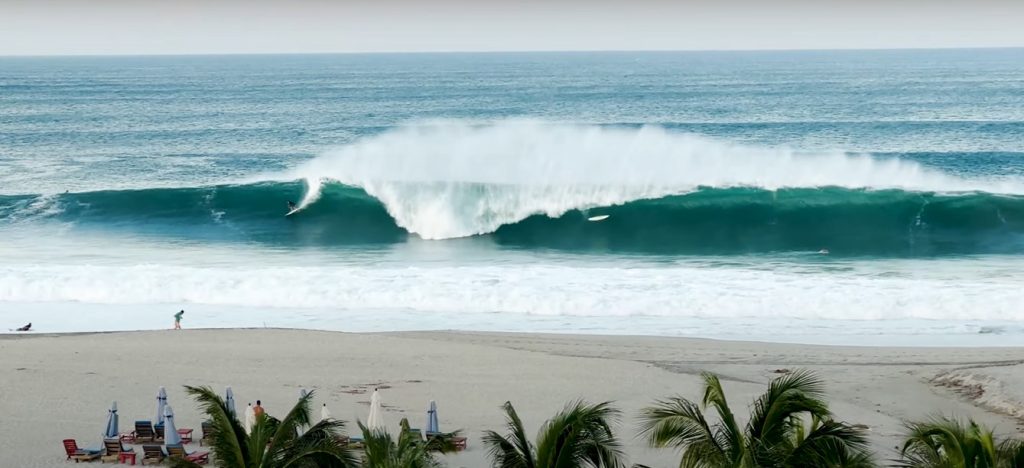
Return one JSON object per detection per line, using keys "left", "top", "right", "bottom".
{"left": 287, "top": 201, "right": 297, "bottom": 212}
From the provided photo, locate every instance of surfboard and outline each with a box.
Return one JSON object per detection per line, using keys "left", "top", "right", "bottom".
{"left": 285, "top": 207, "right": 301, "bottom": 217}
{"left": 587, "top": 215, "right": 610, "bottom": 222}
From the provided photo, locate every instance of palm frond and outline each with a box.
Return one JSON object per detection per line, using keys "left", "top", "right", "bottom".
{"left": 639, "top": 396, "right": 725, "bottom": 465}
{"left": 359, "top": 421, "right": 445, "bottom": 468}
{"left": 746, "top": 370, "right": 831, "bottom": 452}
{"left": 644, "top": 370, "right": 876, "bottom": 468}
{"left": 997, "top": 438, "right": 1024, "bottom": 468}
{"left": 278, "top": 418, "right": 359, "bottom": 468}
{"left": 899, "top": 416, "right": 969, "bottom": 468}
{"left": 263, "top": 389, "right": 316, "bottom": 465}
{"left": 896, "top": 415, "right": 1024, "bottom": 468}
{"left": 784, "top": 419, "right": 873, "bottom": 468}
{"left": 183, "top": 385, "right": 248, "bottom": 468}
{"left": 534, "top": 400, "right": 624, "bottom": 468}
{"left": 484, "top": 401, "right": 536, "bottom": 468}
{"left": 699, "top": 372, "right": 745, "bottom": 462}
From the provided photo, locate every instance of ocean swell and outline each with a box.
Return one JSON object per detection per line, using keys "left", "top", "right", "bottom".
{"left": 287, "top": 120, "right": 1024, "bottom": 239}
{"left": 3, "top": 122, "right": 1023, "bottom": 255}
{"left": 2, "top": 183, "right": 1022, "bottom": 255}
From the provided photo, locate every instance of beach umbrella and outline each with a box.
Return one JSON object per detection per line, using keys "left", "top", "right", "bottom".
{"left": 426, "top": 400, "right": 439, "bottom": 434}
{"left": 163, "top": 405, "right": 181, "bottom": 446}
{"left": 320, "top": 403, "right": 331, "bottom": 423}
{"left": 225, "top": 387, "right": 237, "bottom": 420}
{"left": 244, "top": 403, "right": 255, "bottom": 435}
{"left": 367, "top": 389, "right": 385, "bottom": 431}
{"left": 155, "top": 387, "right": 168, "bottom": 426}
{"left": 104, "top": 401, "right": 119, "bottom": 439}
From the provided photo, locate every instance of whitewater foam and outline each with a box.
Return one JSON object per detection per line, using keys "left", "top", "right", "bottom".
{"left": 1, "top": 257, "right": 1021, "bottom": 322}
{"left": 287, "top": 120, "right": 1024, "bottom": 239}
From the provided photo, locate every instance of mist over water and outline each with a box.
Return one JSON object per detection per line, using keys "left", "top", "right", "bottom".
{"left": 1, "top": 51, "right": 1023, "bottom": 343}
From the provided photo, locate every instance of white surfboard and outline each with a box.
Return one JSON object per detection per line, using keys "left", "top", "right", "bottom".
{"left": 285, "top": 207, "right": 301, "bottom": 217}
{"left": 587, "top": 215, "right": 610, "bottom": 222}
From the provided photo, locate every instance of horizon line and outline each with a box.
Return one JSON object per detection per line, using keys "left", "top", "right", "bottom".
{"left": 3, "top": 45, "right": 1024, "bottom": 59}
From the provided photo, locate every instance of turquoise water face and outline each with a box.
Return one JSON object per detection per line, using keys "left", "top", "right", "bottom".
{"left": 1, "top": 50, "right": 1023, "bottom": 341}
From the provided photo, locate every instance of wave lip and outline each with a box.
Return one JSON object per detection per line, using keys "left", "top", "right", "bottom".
{"left": 3, "top": 121, "right": 1023, "bottom": 255}
{"left": 287, "top": 120, "right": 1024, "bottom": 239}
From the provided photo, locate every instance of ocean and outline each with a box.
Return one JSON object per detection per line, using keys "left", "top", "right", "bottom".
{"left": 1, "top": 50, "right": 1022, "bottom": 345}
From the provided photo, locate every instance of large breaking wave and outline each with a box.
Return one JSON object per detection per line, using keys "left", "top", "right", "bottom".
{"left": 3, "top": 121, "right": 1023, "bottom": 255}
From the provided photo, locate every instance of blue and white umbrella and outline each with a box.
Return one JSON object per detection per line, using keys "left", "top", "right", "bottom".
{"left": 155, "top": 387, "right": 168, "bottom": 426}
{"left": 426, "top": 400, "right": 439, "bottom": 434}
{"left": 104, "top": 401, "right": 119, "bottom": 439}
{"left": 225, "top": 387, "right": 237, "bottom": 420}
{"left": 163, "top": 405, "right": 181, "bottom": 446}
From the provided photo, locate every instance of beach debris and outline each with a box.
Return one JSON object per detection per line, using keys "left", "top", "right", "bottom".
{"left": 773, "top": 368, "right": 792, "bottom": 374}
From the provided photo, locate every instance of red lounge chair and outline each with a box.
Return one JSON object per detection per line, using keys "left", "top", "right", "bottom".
{"left": 167, "top": 443, "right": 210, "bottom": 465}
{"left": 62, "top": 439, "right": 101, "bottom": 462}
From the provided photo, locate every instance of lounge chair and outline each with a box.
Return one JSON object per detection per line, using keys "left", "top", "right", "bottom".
{"left": 167, "top": 443, "right": 210, "bottom": 465}
{"left": 154, "top": 423, "right": 166, "bottom": 442}
{"left": 132, "top": 420, "right": 156, "bottom": 443}
{"left": 62, "top": 439, "right": 101, "bottom": 462}
{"left": 141, "top": 445, "right": 165, "bottom": 465}
{"left": 426, "top": 431, "right": 467, "bottom": 451}
{"left": 101, "top": 438, "right": 134, "bottom": 463}
{"left": 200, "top": 421, "right": 215, "bottom": 446}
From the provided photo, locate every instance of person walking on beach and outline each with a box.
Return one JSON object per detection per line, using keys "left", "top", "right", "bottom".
{"left": 174, "top": 310, "right": 184, "bottom": 330}
{"left": 253, "top": 400, "right": 265, "bottom": 418}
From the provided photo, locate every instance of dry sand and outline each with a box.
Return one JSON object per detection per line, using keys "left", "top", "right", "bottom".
{"left": 2, "top": 329, "right": 1023, "bottom": 467}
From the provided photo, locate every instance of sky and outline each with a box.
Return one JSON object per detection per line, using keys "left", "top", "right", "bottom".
{"left": 2, "top": 0, "right": 1024, "bottom": 56}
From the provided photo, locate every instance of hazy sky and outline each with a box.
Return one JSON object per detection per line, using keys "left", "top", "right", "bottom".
{"left": 3, "top": 0, "right": 1024, "bottom": 55}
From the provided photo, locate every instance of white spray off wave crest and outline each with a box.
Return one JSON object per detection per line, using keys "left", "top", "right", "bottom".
{"left": 290, "top": 120, "right": 1019, "bottom": 239}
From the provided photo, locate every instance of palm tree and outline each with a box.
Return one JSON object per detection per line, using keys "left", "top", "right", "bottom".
{"left": 357, "top": 419, "right": 453, "bottom": 468}
{"left": 639, "top": 370, "right": 874, "bottom": 468}
{"left": 897, "top": 416, "right": 1024, "bottom": 467}
{"left": 483, "top": 400, "right": 626, "bottom": 468}
{"left": 170, "top": 386, "right": 359, "bottom": 468}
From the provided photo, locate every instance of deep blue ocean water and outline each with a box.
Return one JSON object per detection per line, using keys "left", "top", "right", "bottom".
{"left": 1, "top": 50, "right": 1022, "bottom": 343}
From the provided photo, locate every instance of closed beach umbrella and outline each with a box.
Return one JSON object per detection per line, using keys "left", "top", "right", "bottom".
{"left": 104, "top": 401, "right": 119, "bottom": 439}
{"left": 426, "top": 400, "right": 439, "bottom": 434}
{"left": 320, "top": 403, "right": 331, "bottom": 422}
{"left": 244, "top": 403, "right": 255, "bottom": 434}
{"left": 155, "top": 387, "right": 168, "bottom": 426}
{"left": 225, "top": 387, "right": 237, "bottom": 420}
{"left": 163, "top": 405, "right": 181, "bottom": 446}
{"left": 367, "top": 389, "right": 385, "bottom": 431}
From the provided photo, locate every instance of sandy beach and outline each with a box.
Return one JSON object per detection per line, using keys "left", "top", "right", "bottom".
{"left": 2, "top": 329, "right": 1023, "bottom": 467}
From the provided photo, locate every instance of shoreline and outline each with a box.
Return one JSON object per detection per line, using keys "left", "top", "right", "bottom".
{"left": 4, "top": 300, "right": 1023, "bottom": 348}
{"left": 6, "top": 325, "right": 1024, "bottom": 350}
{"left": 3, "top": 328, "right": 1023, "bottom": 467}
